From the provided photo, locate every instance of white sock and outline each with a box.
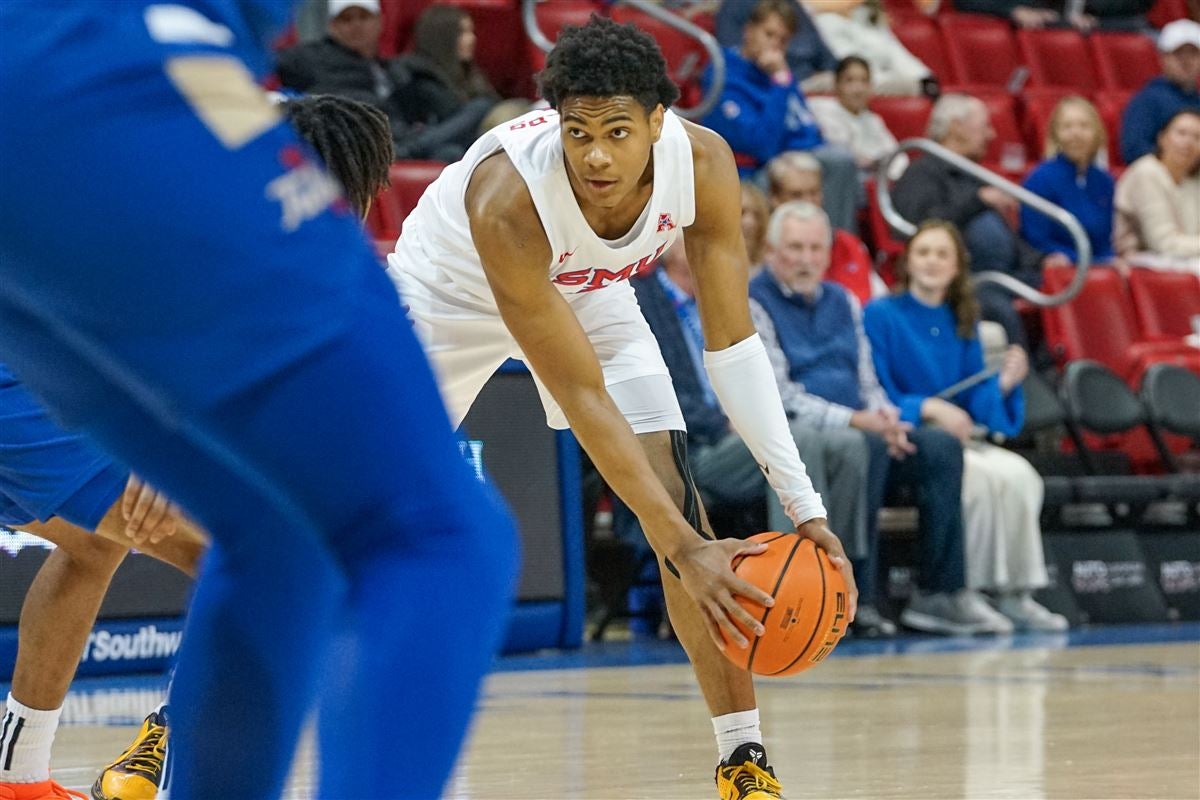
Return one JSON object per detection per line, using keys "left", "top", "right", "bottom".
{"left": 712, "top": 708, "right": 762, "bottom": 762}
{"left": 0, "top": 693, "right": 63, "bottom": 783}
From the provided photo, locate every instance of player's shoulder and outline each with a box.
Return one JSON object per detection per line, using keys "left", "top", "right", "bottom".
{"left": 464, "top": 151, "right": 542, "bottom": 238}
{"left": 679, "top": 118, "right": 740, "bottom": 198}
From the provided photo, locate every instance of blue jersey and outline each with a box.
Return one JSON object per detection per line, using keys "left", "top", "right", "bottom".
{"left": 0, "top": 4, "right": 518, "bottom": 798}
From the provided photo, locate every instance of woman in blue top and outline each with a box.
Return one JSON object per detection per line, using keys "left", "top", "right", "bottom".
{"left": 864, "top": 221, "right": 1067, "bottom": 632}
{"left": 1021, "top": 96, "right": 1124, "bottom": 272}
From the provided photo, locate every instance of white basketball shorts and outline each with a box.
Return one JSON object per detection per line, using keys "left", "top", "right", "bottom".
{"left": 397, "top": 274, "right": 686, "bottom": 435}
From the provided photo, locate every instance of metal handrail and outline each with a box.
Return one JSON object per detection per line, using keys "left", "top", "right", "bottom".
{"left": 520, "top": 0, "right": 726, "bottom": 122}
{"left": 876, "top": 138, "right": 1091, "bottom": 307}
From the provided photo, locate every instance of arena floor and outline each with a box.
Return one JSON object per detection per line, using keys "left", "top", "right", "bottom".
{"left": 28, "top": 624, "right": 1200, "bottom": 799}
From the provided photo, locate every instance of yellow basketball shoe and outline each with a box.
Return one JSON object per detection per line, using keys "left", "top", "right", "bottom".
{"left": 90, "top": 710, "right": 166, "bottom": 800}
{"left": 715, "top": 743, "right": 784, "bottom": 800}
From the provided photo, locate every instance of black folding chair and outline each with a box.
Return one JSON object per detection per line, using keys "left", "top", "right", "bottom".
{"left": 1139, "top": 363, "right": 1200, "bottom": 506}
{"left": 1060, "top": 360, "right": 1169, "bottom": 514}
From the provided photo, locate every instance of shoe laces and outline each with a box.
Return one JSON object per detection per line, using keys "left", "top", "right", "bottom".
{"left": 49, "top": 783, "right": 88, "bottom": 800}
{"left": 726, "top": 761, "right": 783, "bottom": 798}
{"left": 115, "top": 723, "right": 166, "bottom": 779}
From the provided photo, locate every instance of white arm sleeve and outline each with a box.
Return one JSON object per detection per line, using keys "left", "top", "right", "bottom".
{"left": 704, "top": 334, "right": 828, "bottom": 526}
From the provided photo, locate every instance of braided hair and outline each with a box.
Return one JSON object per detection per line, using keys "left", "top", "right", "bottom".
{"left": 283, "top": 94, "right": 393, "bottom": 217}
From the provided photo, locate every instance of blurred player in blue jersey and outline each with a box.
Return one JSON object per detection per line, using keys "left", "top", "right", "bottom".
{"left": 1, "top": 94, "right": 412, "bottom": 800}
{"left": 0, "top": 3, "right": 520, "bottom": 799}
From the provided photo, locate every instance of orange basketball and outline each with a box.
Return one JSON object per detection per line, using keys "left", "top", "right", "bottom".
{"left": 721, "top": 532, "right": 848, "bottom": 677}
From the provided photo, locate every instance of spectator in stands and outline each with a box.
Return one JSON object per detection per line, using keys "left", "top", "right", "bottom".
{"left": 631, "top": 239, "right": 793, "bottom": 536}
{"left": 864, "top": 221, "right": 1068, "bottom": 632}
{"left": 765, "top": 152, "right": 881, "bottom": 303}
{"left": 1021, "top": 96, "right": 1122, "bottom": 270}
{"left": 1121, "top": 20, "right": 1200, "bottom": 166}
{"left": 276, "top": 0, "right": 479, "bottom": 160}
{"left": 953, "top": 0, "right": 1153, "bottom": 33}
{"left": 891, "top": 94, "right": 1067, "bottom": 347}
{"left": 749, "top": 203, "right": 1008, "bottom": 636}
{"left": 716, "top": 0, "right": 838, "bottom": 90}
{"left": 809, "top": 56, "right": 909, "bottom": 179}
{"left": 1115, "top": 109, "right": 1200, "bottom": 267}
{"left": 806, "top": 0, "right": 935, "bottom": 96}
{"left": 394, "top": 5, "right": 498, "bottom": 137}
{"left": 701, "top": 0, "right": 859, "bottom": 216}
{"left": 741, "top": 182, "right": 772, "bottom": 273}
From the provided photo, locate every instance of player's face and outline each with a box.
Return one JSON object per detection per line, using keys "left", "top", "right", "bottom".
{"left": 905, "top": 227, "right": 959, "bottom": 299}
{"left": 766, "top": 215, "right": 830, "bottom": 297}
{"left": 560, "top": 96, "right": 663, "bottom": 209}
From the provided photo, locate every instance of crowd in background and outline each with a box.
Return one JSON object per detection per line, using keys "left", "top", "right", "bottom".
{"left": 272, "top": 0, "right": 1199, "bottom": 639}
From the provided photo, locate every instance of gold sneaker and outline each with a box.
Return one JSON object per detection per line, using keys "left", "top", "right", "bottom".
{"left": 715, "top": 743, "right": 784, "bottom": 800}
{"left": 90, "top": 710, "right": 166, "bottom": 800}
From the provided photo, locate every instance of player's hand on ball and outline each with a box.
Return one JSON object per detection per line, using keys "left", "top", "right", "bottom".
{"left": 675, "top": 537, "right": 777, "bottom": 652}
{"left": 121, "top": 475, "right": 182, "bottom": 545}
{"left": 796, "top": 519, "right": 858, "bottom": 624}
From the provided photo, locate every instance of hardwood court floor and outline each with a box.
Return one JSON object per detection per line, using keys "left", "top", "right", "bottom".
{"left": 35, "top": 625, "right": 1200, "bottom": 799}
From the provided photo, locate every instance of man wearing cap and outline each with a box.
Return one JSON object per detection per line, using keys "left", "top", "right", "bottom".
{"left": 276, "top": 0, "right": 471, "bottom": 160}
{"left": 1122, "top": 19, "right": 1200, "bottom": 165}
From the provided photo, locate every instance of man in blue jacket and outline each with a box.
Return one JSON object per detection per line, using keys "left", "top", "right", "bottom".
{"left": 701, "top": 0, "right": 858, "bottom": 229}
{"left": 1121, "top": 19, "right": 1200, "bottom": 165}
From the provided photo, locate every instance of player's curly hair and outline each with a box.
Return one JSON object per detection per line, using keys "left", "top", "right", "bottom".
{"left": 537, "top": 14, "right": 680, "bottom": 112}
{"left": 283, "top": 95, "right": 393, "bottom": 217}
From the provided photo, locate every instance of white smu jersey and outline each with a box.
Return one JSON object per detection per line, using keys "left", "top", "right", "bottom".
{"left": 388, "top": 107, "right": 696, "bottom": 308}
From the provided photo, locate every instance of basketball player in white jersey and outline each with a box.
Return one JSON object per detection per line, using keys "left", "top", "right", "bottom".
{"left": 389, "top": 16, "right": 857, "bottom": 799}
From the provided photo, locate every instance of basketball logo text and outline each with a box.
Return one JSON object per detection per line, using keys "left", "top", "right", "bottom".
{"left": 810, "top": 591, "right": 847, "bottom": 664}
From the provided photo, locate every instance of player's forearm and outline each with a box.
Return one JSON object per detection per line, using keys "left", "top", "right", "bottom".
{"left": 704, "top": 334, "right": 828, "bottom": 525}
{"left": 555, "top": 385, "right": 694, "bottom": 561}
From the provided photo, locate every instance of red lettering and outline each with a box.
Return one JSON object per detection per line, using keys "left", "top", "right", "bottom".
{"left": 528, "top": 116, "right": 549, "bottom": 127}
{"left": 552, "top": 269, "right": 591, "bottom": 287}
{"left": 584, "top": 263, "right": 637, "bottom": 291}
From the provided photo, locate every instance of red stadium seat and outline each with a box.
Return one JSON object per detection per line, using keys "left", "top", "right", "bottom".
{"left": 527, "top": 0, "right": 604, "bottom": 74}
{"left": 869, "top": 95, "right": 933, "bottom": 142}
{"left": 610, "top": 6, "right": 711, "bottom": 96}
{"left": 1090, "top": 32, "right": 1161, "bottom": 93}
{"left": 1016, "top": 28, "right": 1097, "bottom": 93}
{"left": 1148, "top": 0, "right": 1189, "bottom": 28}
{"left": 940, "top": 14, "right": 1022, "bottom": 88}
{"left": 366, "top": 185, "right": 404, "bottom": 241}
{"left": 1093, "top": 91, "right": 1133, "bottom": 167}
{"left": 1041, "top": 266, "right": 1200, "bottom": 382}
{"left": 1021, "top": 90, "right": 1072, "bottom": 165}
{"left": 862, "top": 177, "right": 906, "bottom": 286}
{"left": 389, "top": 159, "right": 447, "bottom": 222}
{"left": 892, "top": 14, "right": 955, "bottom": 84}
{"left": 976, "top": 91, "right": 1028, "bottom": 175}
{"left": 369, "top": 160, "right": 448, "bottom": 240}
{"left": 1128, "top": 269, "right": 1200, "bottom": 340}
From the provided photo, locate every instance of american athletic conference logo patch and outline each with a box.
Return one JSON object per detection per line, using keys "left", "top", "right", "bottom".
{"left": 657, "top": 213, "right": 676, "bottom": 233}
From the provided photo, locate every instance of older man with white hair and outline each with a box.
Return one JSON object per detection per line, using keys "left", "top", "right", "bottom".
{"left": 748, "top": 201, "right": 1011, "bottom": 636}
{"left": 890, "top": 94, "right": 1068, "bottom": 347}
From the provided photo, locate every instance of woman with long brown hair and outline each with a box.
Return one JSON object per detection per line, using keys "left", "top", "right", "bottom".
{"left": 864, "top": 221, "right": 1067, "bottom": 632}
{"left": 394, "top": 5, "right": 499, "bottom": 159}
